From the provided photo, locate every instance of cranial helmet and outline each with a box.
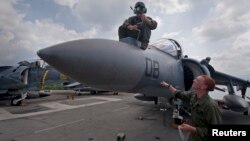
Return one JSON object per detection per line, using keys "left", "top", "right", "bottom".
{"left": 134, "top": 1, "right": 147, "bottom": 14}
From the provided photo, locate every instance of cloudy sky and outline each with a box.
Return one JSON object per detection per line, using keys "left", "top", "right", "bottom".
{"left": 0, "top": 0, "right": 249, "bottom": 81}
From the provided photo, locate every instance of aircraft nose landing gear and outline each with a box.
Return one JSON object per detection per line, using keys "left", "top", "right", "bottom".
{"left": 11, "top": 92, "right": 27, "bottom": 106}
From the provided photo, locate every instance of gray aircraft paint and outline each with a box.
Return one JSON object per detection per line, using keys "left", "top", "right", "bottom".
{"left": 38, "top": 37, "right": 250, "bottom": 113}
{"left": 0, "top": 66, "right": 29, "bottom": 90}
{"left": 0, "top": 61, "right": 68, "bottom": 105}
{"left": 37, "top": 38, "right": 194, "bottom": 100}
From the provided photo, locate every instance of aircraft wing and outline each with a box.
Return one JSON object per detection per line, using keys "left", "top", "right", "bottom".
{"left": 211, "top": 71, "right": 250, "bottom": 87}
{"left": 0, "top": 66, "right": 13, "bottom": 73}
{"left": 205, "top": 64, "right": 250, "bottom": 113}
{"left": 208, "top": 64, "right": 250, "bottom": 88}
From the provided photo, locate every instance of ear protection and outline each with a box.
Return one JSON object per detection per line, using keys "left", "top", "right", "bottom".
{"left": 134, "top": 6, "right": 147, "bottom": 14}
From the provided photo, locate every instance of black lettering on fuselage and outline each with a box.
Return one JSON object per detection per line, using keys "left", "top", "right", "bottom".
{"left": 145, "top": 58, "right": 160, "bottom": 79}
{"left": 153, "top": 60, "right": 159, "bottom": 79}
{"left": 145, "top": 58, "right": 152, "bottom": 77}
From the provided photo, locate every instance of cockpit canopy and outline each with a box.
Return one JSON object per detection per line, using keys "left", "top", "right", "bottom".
{"left": 150, "top": 38, "right": 182, "bottom": 59}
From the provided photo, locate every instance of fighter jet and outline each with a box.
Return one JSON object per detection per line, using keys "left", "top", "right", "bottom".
{"left": 37, "top": 37, "right": 250, "bottom": 115}
{"left": 0, "top": 60, "right": 68, "bottom": 106}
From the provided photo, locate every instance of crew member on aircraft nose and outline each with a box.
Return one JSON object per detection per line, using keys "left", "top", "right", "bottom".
{"left": 118, "top": 1, "right": 157, "bottom": 50}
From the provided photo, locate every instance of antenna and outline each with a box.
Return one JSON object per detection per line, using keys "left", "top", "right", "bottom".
{"left": 130, "top": 6, "right": 134, "bottom": 11}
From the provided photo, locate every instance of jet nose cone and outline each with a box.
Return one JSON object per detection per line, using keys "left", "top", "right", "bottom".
{"left": 36, "top": 39, "right": 144, "bottom": 91}
{"left": 37, "top": 42, "right": 66, "bottom": 70}
{"left": 37, "top": 48, "right": 45, "bottom": 58}
{"left": 37, "top": 46, "right": 56, "bottom": 63}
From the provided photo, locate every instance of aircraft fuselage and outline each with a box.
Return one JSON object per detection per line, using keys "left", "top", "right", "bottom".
{"left": 37, "top": 39, "right": 185, "bottom": 99}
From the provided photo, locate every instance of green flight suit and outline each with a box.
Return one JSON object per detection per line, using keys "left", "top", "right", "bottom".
{"left": 118, "top": 16, "right": 157, "bottom": 49}
{"left": 175, "top": 90, "right": 222, "bottom": 141}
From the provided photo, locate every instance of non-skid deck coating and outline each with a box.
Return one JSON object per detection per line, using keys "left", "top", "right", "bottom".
{"left": 0, "top": 92, "right": 249, "bottom": 141}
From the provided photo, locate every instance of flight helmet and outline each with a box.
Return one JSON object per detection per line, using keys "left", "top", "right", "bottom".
{"left": 134, "top": 1, "right": 147, "bottom": 14}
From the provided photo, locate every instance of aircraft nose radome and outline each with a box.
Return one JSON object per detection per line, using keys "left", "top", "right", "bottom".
{"left": 37, "top": 42, "right": 71, "bottom": 72}
{"left": 36, "top": 39, "right": 144, "bottom": 91}
{"left": 37, "top": 46, "right": 58, "bottom": 63}
{"left": 37, "top": 48, "right": 49, "bottom": 60}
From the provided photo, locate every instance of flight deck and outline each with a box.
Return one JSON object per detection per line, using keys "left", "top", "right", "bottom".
{"left": 0, "top": 92, "right": 249, "bottom": 141}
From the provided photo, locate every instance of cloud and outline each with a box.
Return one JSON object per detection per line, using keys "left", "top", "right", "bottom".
{"left": 0, "top": 0, "right": 97, "bottom": 66}
{"left": 211, "top": 30, "right": 250, "bottom": 78}
{"left": 55, "top": 0, "right": 193, "bottom": 32}
{"left": 54, "top": 0, "right": 79, "bottom": 8}
{"left": 192, "top": 0, "right": 250, "bottom": 43}
{"left": 0, "top": 0, "right": 23, "bottom": 30}
{"left": 162, "top": 31, "right": 182, "bottom": 39}
{"left": 148, "top": 0, "right": 192, "bottom": 15}
{"left": 192, "top": 19, "right": 247, "bottom": 43}
{"left": 190, "top": 1, "right": 250, "bottom": 78}
{"left": 70, "top": 0, "right": 134, "bottom": 31}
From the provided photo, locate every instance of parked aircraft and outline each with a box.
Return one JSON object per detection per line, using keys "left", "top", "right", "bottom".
{"left": 0, "top": 60, "right": 68, "bottom": 105}
{"left": 37, "top": 37, "right": 250, "bottom": 115}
